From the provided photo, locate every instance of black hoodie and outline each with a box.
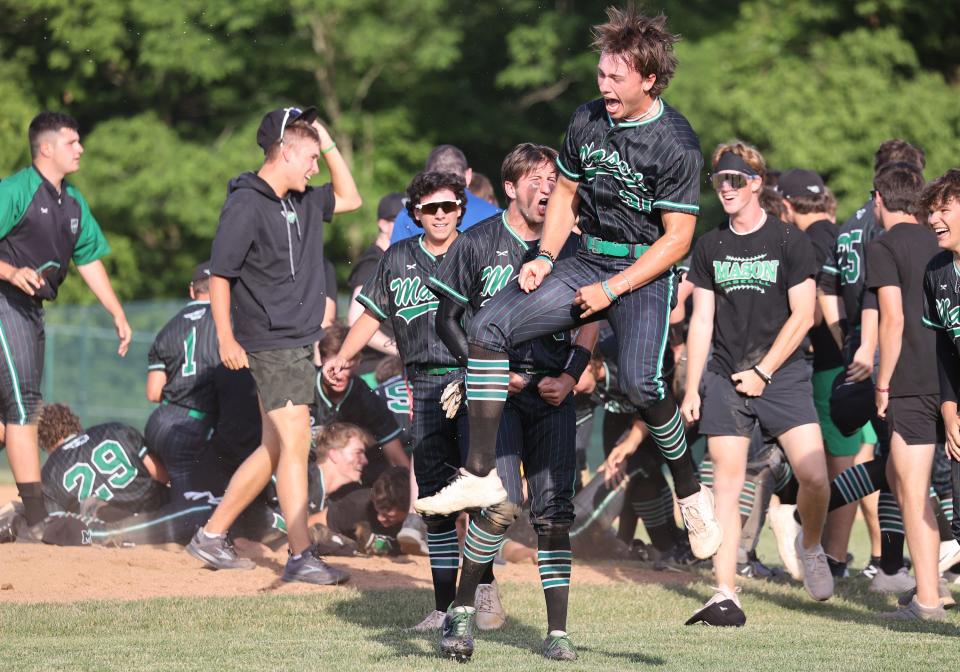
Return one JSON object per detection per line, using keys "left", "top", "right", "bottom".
{"left": 210, "top": 172, "right": 334, "bottom": 352}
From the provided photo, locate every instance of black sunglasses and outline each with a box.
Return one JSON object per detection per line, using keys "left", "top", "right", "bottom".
{"left": 415, "top": 199, "right": 461, "bottom": 216}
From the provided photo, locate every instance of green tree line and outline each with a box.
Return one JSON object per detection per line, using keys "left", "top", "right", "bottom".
{"left": 1, "top": 0, "right": 957, "bottom": 301}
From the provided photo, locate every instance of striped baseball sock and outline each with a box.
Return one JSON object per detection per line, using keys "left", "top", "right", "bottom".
{"left": 828, "top": 460, "right": 884, "bottom": 510}
{"left": 641, "top": 398, "right": 698, "bottom": 499}
{"left": 453, "top": 514, "right": 507, "bottom": 608}
{"left": 699, "top": 457, "right": 715, "bottom": 489}
{"left": 538, "top": 534, "right": 572, "bottom": 633}
{"left": 878, "top": 489, "right": 906, "bottom": 575}
{"left": 931, "top": 489, "right": 955, "bottom": 542}
{"left": 464, "top": 347, "right": 510, "bottom": 476}
{"left": 426, "top": 520, "right": 460, "bottom": 612}
{"left": 739, "top": 479, "right": 757, "bottom": 521}
{"left": 632, "top": 485, "right": 675, "bottom": 551}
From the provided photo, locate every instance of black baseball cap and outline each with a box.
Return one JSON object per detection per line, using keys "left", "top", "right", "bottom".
{"left": 256, "top": 106, "right": 319, "bottom": 152}
{"left": 777, "top": 169, "right": 826, "bottom": 199}
{"left": 191, "top": 260, "right": 212, "bottom": 284}
{"left": 377, "top": 193, "right": 405, "bottom": 221}
{"left": 829, "top": 372, "right": 874, "bottom": 437}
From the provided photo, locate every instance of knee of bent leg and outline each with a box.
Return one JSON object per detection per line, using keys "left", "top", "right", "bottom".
{"left": 482, "top": 500, "right": 521, "bottom": 529}
{"left": 467, "top": 311, "right": 509, "bottom": 351}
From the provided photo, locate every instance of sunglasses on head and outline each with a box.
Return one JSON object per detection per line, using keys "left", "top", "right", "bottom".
{"left": 279, "top": 107, "right": 302, "bottom": 144}
{"left": 415, "top": 199, "right": 462, "bottom": 215}
{"left": 710, "top": 172, "right": 752, "bottom": 191}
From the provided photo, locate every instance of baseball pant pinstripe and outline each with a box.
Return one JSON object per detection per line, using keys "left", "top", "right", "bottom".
{"left": 469, "top": 251, "right": 674, "bottom": 410}
{"left": 409, "top": 370, "right": 469, "bottom": 498}
{"left": 0, "top": 291, "right": 44, "bottom": 425}
{"left": 496, "top": 383, "right": 576, "bottom": 533}
{"left": 145, "top": 404, "right": 215, "bottom": 496}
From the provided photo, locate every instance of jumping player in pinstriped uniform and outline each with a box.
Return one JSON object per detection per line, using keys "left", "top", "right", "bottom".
{"left": 145, "top": 261, "right": 220, "bottom": 495}
{"left": 427, "top": 144, "right": 599, "bottom": 662}
{"left": 0, "top": 111, "right": 131, "bottom": 533}
{"left": 324, "top": 171, "right": 504, "bottom": 631}
{"left": 414, "top": 8, "right": 721, "bottom": 562}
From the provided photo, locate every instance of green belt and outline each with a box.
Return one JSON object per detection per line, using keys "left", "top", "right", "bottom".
{"left": 162, "top": 400, "right": 208, "bottom": 420}
{"left": 581, "top": 234, "right": 650, "bottom": 259}
{"left": 419, "top": 366, "right": 461, "bottom": 376}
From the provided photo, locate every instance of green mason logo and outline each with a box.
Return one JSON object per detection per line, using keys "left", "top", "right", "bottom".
{"left": 390, "top": 276, "right": 438, "bottom": 324}
{"left": 712, "top": 254, "right": 779, "bottom": 293}
{"left": 936, "top": 298, "right": 960, "bottom": 337}
{"left": 480, "top": 264, "right": 514, "bottom": 299}
{"left": 579, "top": 144, "right": 652, "bottom": 212}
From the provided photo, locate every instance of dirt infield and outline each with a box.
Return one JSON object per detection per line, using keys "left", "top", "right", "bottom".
{"left": 0, "top": 486, "right": 693, "bottom": 604}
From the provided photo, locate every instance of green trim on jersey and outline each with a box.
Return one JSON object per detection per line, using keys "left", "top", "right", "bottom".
{"left": 417, "top": 235, "right": 436, "bottom": 261}
{"left": 66, "top": 184, "right": 111, "bottom": 265}
{"left": 654, "top": 275, "right": 674, "bottom": 400}
{"left": 316, "top": 376, "right": 353, "bottom": 411}
{"left": 356, "top": 292, "right": 388, "bottom": 320}
{"left": 500, "top": 212, "right": 529, "bottom": 250}
{"left": 0, "top": 167, "right": 41, "bottom": 239}
{"left": 606, "top": 99, "right": 665, "bottom": 128}
{"left": 652, "top": 200, "right": 699, "bottom": 214}
{"left": 556, "top": 158, "right": 581, "bottom": 181}
{"left": 428, "top": 275, "right": 469, "bottom": 304}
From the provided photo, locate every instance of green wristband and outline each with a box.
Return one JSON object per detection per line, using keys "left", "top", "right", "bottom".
{"left": 535, "top": 253, "right": 554, "bottom": 269}
{"left": 601, "top": 279, "right": 619, "bottom": 302}
{"left": 321, "top": 142, "right": 337, "bottom": 155}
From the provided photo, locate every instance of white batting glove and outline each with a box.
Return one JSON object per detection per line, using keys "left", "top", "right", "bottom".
{"left": 440, "top": 379, "right": 465, "bottom": 419}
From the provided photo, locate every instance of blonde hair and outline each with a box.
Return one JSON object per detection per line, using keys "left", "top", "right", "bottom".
{"left": 711, "top": 141, "right": 767, "bottom": 181}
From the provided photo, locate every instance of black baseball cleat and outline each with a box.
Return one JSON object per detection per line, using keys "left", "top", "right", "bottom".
{"left": 439, "top": 606, "right": 476, "bottom": 663}
{"left": 685, "top": 589, "right": 746, "bottom": 627}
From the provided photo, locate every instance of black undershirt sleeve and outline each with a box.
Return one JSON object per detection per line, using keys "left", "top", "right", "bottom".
{"left": 435, "top": 295, "right": 469, "bottom": 367}
{"left": 936, "top": 329, "right": 960, "bottom": 405}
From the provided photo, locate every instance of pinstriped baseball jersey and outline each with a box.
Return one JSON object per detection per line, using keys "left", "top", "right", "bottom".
{"left": 41, "top": 423, "right": 168, "bottom": 514}
{"left": 556, "top": 99, "right": 702, "bottom": 246}
{"left": 356, "top": 234, "right": 458, "bottom": 367}
{"left": 823, "top": 198, "right": 882, "bottom": 338}
{"left": 428, "top": 213, "right": 578, "bottom": 371}
{"left": 147, "top": 301, "right": 220, "bottom": 413}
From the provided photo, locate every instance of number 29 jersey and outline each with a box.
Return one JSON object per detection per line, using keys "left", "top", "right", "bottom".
{"left": 41, "top": 422, "right": 169, "bottom": 514}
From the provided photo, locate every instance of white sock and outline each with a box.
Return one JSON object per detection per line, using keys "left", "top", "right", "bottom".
{"left": 549, "top": 630, "right": 567, "bottom": 637}
{"left": 200, "top": 527, "right": 223, "bottom": 540}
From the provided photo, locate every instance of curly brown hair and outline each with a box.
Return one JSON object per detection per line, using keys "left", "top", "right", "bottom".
{"left": 405, "top": 171, "right": 467, "bottom": 227}
{"left": 371, "top": 466, "right": 410, "bottom": 513}
{"left": 919, "top": 169, "right": 960, "bottom": 215}
{"left": 591, "top": 5, "right": 679, "bottom": 98}
{"left": 37, "top": 403, "right": 83, "bottom": 452}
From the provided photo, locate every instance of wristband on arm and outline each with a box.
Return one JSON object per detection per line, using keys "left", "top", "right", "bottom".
{"left": 564, "top": 345, "right": 593, "bottom": 381}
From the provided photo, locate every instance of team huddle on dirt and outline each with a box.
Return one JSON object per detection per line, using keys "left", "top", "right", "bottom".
{"left": 2, "top": 4, "right": 960, "bottom": 664}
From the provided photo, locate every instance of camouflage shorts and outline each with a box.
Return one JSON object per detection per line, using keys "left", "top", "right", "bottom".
{"left": 247, "top": 345, "right": 315, "bottom": 412}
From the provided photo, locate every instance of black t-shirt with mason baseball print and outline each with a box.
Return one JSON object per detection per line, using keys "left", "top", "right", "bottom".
{"left": 41, "top": 423, "right": 168, "bottom": 514}
{"left": 922, "top": 251, "right": 960, "bottom": 404}
{"left": 866, "top": 222, "right": 939, "bottom": 397}
{"left": 356, "top": 235, "right": 457, "bottom": 368}
{"left": 428, "top": 212, "right": 578, "bottom": 371}
{"left": 804, "top": 219, "right": 844, "bottom": 371}
{"left": 687, "top": 215, "right": 818, "bottom": 377}
{"left": 556, "top": 99, "right": 702, "bottom": 246}
{"left": 822, "top": 198, "right": 883, "bottom": 344}
{"left": 147, "top": 300, "right": 220, "bottom": 414}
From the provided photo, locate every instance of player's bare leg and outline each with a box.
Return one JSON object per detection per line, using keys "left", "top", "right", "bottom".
{"left": 884, "top": 434, "right": 940, "bottom": 613}
{"left": 267, "top": 401, "right": 312, "bottom": 555}
{"left": 822, "top": 452, "right": 857, "bottom": 568}
{"left": 779, "top": 423, "right": 833, "bottom": 601}
{"left": 709, "top": 436, "right": 749, "bottom": 593}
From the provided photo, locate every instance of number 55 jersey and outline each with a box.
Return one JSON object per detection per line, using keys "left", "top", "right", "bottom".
{"left": 41, "top": 422, "right": 169, "bottom": 514}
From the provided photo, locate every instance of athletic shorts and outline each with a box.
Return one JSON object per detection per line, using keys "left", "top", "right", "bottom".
{"left": 699, "top": 358, "right": 819, "bottom": 440}
{"left": 887, "top": 394, "right": 944, "bottom": 446}
{"left": 813, "top": 367, "right": 867, "bottom": 457}
{"left": 247, "top": 345, "right": 315, "bottom": 412}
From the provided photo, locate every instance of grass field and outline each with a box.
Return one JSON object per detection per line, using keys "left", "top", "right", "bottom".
{"left": 1, "top": 526, "right": 957, "bottom": 671}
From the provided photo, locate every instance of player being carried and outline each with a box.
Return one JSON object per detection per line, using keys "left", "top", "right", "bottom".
{"left": 427, "top": 143, "right": 599, "bottom": 662}
{"left": 412, "top": 6, "right": 720, "bottom": 560}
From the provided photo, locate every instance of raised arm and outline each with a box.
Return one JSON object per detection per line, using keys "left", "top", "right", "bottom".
{"left": 313, "top": 121, "right": 362, "bottom": 213}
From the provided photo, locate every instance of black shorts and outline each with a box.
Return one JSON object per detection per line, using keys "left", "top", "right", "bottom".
{"left": 247, "top": 346, "right": 315, "bottom": 412}
{"left": 887, "top": 394, "right": 944, "bottom": 446}
{"left": 699, "top": 358, "right": 818, "bottom": 440}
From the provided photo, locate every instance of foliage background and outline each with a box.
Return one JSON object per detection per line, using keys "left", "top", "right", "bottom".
{"left": 1, "top": 0, "right": 958, "bottom": 301}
